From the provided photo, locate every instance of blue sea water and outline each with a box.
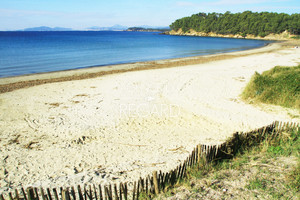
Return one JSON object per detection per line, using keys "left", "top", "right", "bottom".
{"left": 0, "top": 31, "right": 271, "bottom": 78}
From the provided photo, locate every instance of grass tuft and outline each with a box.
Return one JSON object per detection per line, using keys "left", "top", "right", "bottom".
{"left": 287, "top": 162, "right": 300, "bottom": 189}
{"left": 242, "top": 65, "right": 300, "bottom": 110}
{"left": 291, "top": 35, "right": 300, "bottom": 39}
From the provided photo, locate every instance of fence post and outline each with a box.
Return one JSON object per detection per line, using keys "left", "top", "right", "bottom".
{"left": 46, "top": 188, "right": 52, "bottom": 200}
{"left": 71, "top": 187, "right": 76, "bottom": 200}
{"left": 15, "top": 189, "right": 20, "bottom": 200}
{"left": 52, "top": 188, "right": 59, "bottom": 200}
{"left": 123, "top": 182, "right": 128, "bottom": 200}
{"left": 93, "top": 185, "right": 98, "bottom": 200}
{"left": 8, "top": 193, "right": 13, "bottom": 200}
{"left": 98, "top": 185, "right": 103, "bottom": 200}
{"left": 77, "top": 185, "right": 84, "bottom": 200}
{"left": 136, "top": 181, "right": 140, "bottom": 200}
{"left": 22, "top": 188, "right": 28, "bottom": 200}
{"left": 40, "top": 188, "right": 46, "bottom": 200}
{"left": 27, "top": 188, "right": 35, "bottom": 200}
{"left": 34, "top": 188, "right": 39, "bottom": 200}
{"left": 152, "top": 171, "right": 159, "bottom": 195}
{"left": 119, "top": 183, "right": 123, "bottom": 200}
{"left": 132, "top": 182, "right": 136, "bottom": 200}
{"left": 62, "top": 189, "right": 71, "bottom": 200}
{"left": 113, "top": 184, "right": 118, "bottom": 200}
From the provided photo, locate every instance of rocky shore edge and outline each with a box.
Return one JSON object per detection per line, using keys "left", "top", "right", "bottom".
{"left": 163, "top": 29, "right": 297, "bottom": 41}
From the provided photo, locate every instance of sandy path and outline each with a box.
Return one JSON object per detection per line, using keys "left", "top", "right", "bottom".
{"left": 0, "top": 42, "right": 299, "bottom": 192}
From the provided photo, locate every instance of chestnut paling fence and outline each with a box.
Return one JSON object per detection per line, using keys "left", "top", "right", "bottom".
{"left": 0, "top": 121, "right": 299, "bottom": 200}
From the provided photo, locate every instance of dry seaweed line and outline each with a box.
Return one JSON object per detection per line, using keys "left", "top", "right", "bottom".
{"left": 0, "top": 121, "right": 299, "bottom": 200}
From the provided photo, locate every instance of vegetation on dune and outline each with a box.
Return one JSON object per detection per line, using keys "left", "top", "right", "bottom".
{"left": 170, "top": 11, "right": 300, "bottom": 37}
{"left": 150, "top": 128, "right": 300, "bottom": 200}
{"left": 242, "top": 65, "right": 300, "bottom": 110}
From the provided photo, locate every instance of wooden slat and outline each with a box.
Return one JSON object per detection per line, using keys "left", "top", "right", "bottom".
{"left": 60, "top": 188, "right": 63, "bottom": 200}
{"left": 145, "top": 177, "right": 148, "bottom": 195}
{"left": 27, "top": 188, "right": 35, "bottom": 200}
{"left": 47, "top": 188, "right": 52, "bottom": 200}
{"left": 22, "top": 188, "right": 28, "bottom": 200}
{"left": 152, "top": 171, "right": 159, "bottom": 195}
{"left": 98, "top": 185, "right": 103, "bottom": 200}
{"left": 137, "top": 180, "right": 140, "bottom": 200}
{"left": 132, "top": 182, "right": 136, "bottom": 200}
{"left": 34, "top": 188, "right": 40, "bottom": 200}
{"left": 88, "top": 185, "right": 93, "bottom": 200}
{"left": 123, "top": 182, "right": 127, "bottom": 200}
{"left": 113, "top": 184, "right": 118, "bottom": 200}
{"left": 119, "top": 183, "right": 123, "bottom": 200}
{"left": 8, "top": 193, "right": 13, "bottom": 200}
{"left": 109, "top": 185, "right": 113, "bottom": 200}
{"left": 62, "top": 189, "right": 71, "bottom": 200}
{"left": 71, "top": 187, "right": 76, "bottom": 200}
{"left": 52, "top": 188, "right": 59, "bottom": 200}
{"left": 140, "top": 177, "right": 145, "bottom": 193}
{"left": 40, "top": 187, "right": 47, "bottom": 200}
{"left": 15, "top": 189, "right": 20, "bottom": 200}
{"left": 77, "top": 185, "right": 84, "bottom": 200}
{"left": 105, "top": 185, "right": 112, "bottom": 200}
{"left": 104, "top": 186, "right": 109, "bottom": 200}
{"left": 93, "top": 185, "right": 98, "bottom": 200}
{"left": 83, "top": 185, "right": 87, "bottom": 200}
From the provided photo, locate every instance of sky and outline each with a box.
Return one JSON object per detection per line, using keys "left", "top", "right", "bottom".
{"left": 0, "top": 0, "right": 299, "bottom": 31}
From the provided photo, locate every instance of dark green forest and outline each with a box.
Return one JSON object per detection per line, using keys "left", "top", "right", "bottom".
{"left": 170, "top": 11, "right": 300, "bottom": 37}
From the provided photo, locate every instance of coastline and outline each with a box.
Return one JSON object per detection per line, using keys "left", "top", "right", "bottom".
{"left": 165, "top": 29, "right": 297, "bottom": 41}
{"left": 0, "top": 40, "right": 290, "bottom": 94}
{"left": 0, "top": 39, "right": 300, "bottom": 193}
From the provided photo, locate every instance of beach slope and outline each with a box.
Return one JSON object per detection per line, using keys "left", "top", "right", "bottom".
{"left": 0, "top": 41, "right": 299, "bottom": 192}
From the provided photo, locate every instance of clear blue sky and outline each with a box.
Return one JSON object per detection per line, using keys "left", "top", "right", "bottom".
{"left": 0, "top": 0, "right": 299, "bottom": 30}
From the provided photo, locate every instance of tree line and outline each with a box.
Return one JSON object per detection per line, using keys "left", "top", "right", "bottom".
{"left": 170, "top": 11, "right": 300, "bottom": 37}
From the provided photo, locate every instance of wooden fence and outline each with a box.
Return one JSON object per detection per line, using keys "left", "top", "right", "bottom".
{"left": 1, "top": 121, "right": 299, "bottom": 200}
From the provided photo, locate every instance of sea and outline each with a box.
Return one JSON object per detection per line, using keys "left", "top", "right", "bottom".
{"left": 0, "top": 31, "right": 272, "bottom": 78}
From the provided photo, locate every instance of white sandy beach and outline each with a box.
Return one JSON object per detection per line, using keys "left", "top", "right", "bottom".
{"left": 0, "top": 42, "right": 300, "bottom": 192}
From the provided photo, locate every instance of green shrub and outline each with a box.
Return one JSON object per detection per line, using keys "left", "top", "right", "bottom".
{"left": 242, "top": 65, "right": 300, "bottom": 110}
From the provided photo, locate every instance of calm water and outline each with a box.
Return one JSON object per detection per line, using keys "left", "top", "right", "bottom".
{"left": 0, "top": 31, "right": 271, "bottom": 78}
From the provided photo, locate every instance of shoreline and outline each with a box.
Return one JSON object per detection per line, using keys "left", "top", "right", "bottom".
{"left": 0, "top": 32, "right": 272, "bottom": 85}
{"left": 0, "top": 40, "right": 289, "bottom": 94}
{"left": 0, "top": 39, "right": 299, "bottom": 193}
{"left": 165, "top": 29, "right": 297, "bottom": 41}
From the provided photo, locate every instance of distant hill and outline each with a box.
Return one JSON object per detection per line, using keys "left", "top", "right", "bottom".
{"left": 19, "top": 25, "right": 170, "bottom": 32}
{"left": 138, "top": 25, "right": 170, "bottom": 30}
{"left": 86, "top": 25, "right": 128, "bottom": 31}
{"left": 22, "top": 26, "right": 73, "bottom": 31}
{"left": 169, "top": 11, "right": 300, "bottom": 38}
{"left": 127, "top": 27, "right": 170, "bottom": 32}
{"left": 86, "top": 25, "right": 170, "bottom": 32}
